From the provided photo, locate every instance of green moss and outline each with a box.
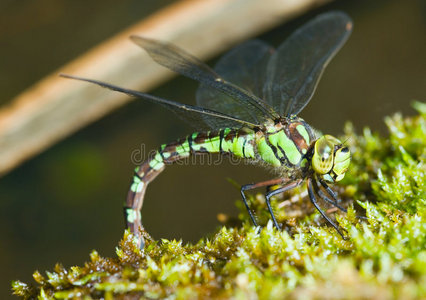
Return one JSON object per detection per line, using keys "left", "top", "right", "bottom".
{"left": 12, "top": 103, "right": 426, "bottom": 299}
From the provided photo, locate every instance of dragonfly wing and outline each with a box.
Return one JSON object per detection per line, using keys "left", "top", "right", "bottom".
{"left": 60, "top": 74, "right": 257, "bottom": 131}
{"left": 131, "top": 36, "right": 279, "bottom": 125}
{"left": 263, "top": 11, "right": 352, "bottom": 116}
{"left": 196, "top": 40, "right": 276, "bottom": 128}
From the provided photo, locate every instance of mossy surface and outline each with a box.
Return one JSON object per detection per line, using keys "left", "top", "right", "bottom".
{"left": 12, "top": 103, "right": 426, "bottom": 299}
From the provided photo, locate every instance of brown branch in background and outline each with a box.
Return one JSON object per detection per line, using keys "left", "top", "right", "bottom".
{"left": 0, "top": 0, "right": 331, "bottom": 176}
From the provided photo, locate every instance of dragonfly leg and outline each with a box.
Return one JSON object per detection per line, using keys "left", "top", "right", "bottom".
{"left": 318, "top": 178, "right": 368, "bottom": 220}
{"left": 314, "top": 178, "right": 347, "bottom": 212}
{"left": 318, "top": 178, "right": 339, "bottom": 199}
{"left": 240, "top": 184, "right": 259, "bottom": 226}
{"left": 264, "top": 179, "right": 303, "bottom": 230}
{"left": 241, "top": 178, "right": 285, "bottom": 226}
{"left": 241, "top": 178, "right": 301, "bottom": 229}
{"left": 307, "top": 178, "right": 346, "bottom": 238}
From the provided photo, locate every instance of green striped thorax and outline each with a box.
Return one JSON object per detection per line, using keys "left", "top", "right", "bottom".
{"left": 256, "top": 118, "right": 315, "bottom": 170}
{"left": 255, "top": 117, "right": 350, "bottom": 183}
{"left": 312, "top": 135, "right": 350, "bottom": 182}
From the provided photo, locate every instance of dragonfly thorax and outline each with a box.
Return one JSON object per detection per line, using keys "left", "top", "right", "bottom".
{"left": 256, "top": 118, "right": 316, "bottom": 176}
{"left": 311, "top": 135, "right": 350, "bottom": 182}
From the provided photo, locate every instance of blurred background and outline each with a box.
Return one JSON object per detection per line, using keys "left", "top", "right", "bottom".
{"left": 0, "top": 0, "right": 425, "bottom": 298}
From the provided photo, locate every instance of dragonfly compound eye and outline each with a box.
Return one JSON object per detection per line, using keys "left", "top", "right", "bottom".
{"left": 312, "top": 135, "right": 336, "bottom": 175}
{"left": 332, "top": 146, "right": 351, "bottom": 181}
{"left": 312, "top": 135, "right": 350, "bottom": 182}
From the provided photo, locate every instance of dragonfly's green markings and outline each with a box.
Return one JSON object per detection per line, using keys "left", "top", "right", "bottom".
{"left": 61, "top": 11, "right": 354, "bottom": 248}
{"left": 130, "top": 175, "right": 144, "bottom": 193}
{"left": 296, "top": 125, "right": 311, "bottom": 148}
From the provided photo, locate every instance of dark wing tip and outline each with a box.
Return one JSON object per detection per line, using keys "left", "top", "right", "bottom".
{"left": 130, "top": 35, "right": 145, "bottom": 47}
{"left": 130, "top": 35, "right": 161, "bottom": 49}
{"left": 59, "top": 73, "right": 100, "bottom": 84}
{"left": 59, "top": 73, "right": 81, "bottom": 80}
{"left": 129, "top": 34, "right": 142, "bottom": 43}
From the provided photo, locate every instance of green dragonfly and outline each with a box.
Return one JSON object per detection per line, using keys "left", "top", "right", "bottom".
{"left": 62, "top": 11, "right": 353, "bottom": 248}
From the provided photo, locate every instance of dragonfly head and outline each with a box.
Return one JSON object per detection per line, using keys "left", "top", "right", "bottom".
{"left": 311, "top": 135, "right": 350, "bottom": 182}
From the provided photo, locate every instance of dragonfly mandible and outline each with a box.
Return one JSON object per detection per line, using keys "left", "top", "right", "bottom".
{"left": 62, "top": 11, "right": 353, "bottom": 248}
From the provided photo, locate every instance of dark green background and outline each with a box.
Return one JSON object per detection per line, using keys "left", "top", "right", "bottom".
{"left": 1, "top": 0, "right": 425, "bottom": 298}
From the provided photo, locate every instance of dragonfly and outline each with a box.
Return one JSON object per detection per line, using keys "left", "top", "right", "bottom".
{"left": 62, "top": 11, "right": 353, "bottom": 248}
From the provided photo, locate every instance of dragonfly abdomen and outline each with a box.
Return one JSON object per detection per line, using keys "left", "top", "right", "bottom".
{"left": 157, "top": 129, "right": 257, "bottom": 160}
{"left": 124, "top": 128, "right": 256, "bottom": 246}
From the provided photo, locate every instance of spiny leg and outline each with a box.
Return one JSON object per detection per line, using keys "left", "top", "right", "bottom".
{"left": 265, "top": 179, "right": 303, "bottom": 230}
{"left": 319, "top": 178, "right": 339, "bottom": 202}
{"left": 318, "top": 177, "right": 368, "bottom": 220}
{"left": 241, "top": 178, "right": 285, "bottom": 227}
{"left": 313, "top": 178, "right": 347, "bottom": 212}
{"left": 307, "top": 178, "right": 346, "bottom": 238}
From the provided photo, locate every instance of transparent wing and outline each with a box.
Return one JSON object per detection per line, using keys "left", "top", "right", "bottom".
{"left": 60, "top": 74, "right": 258, "bottom": 131}
{"left": 263, "top": 11, "right": 353, "bottom": 116}
{"left": 131, "top": 36, "right": 279, "bottom": 126}
{"left": 196, "top": 40, "right": 275, "bottom": 128}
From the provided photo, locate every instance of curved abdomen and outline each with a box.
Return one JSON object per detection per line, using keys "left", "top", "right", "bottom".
{"left": 125, "top": 128, "right": 256, "bottom": 247}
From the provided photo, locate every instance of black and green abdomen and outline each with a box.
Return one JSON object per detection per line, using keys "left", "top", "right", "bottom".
{"left": 124, "top": 127, "right": 257, "bottom": 242}
{"left": 158, "top": 128, "right": 257, "bottom": 161}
